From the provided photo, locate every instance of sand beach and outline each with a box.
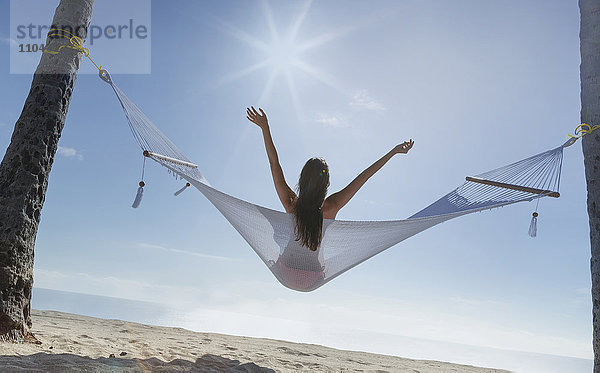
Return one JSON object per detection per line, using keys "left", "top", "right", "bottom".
{"left": 0, "top": 309, "right": 510, "bottom": 372}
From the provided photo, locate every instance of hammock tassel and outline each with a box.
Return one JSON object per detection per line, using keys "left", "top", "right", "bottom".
{"left": 528, "top": 212, "right": 538, "bottom": 238}
{"left": 174, "top": 182, "right": 191, "bottom": 196}
{"left": 132, "top": 181, "right": 145, "bottom": 208}
{"left": 132, "top": 155, "right": 147, "bottom": 208}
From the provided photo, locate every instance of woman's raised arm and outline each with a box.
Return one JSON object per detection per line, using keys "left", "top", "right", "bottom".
{"left": 247, "top": 107, "right": 297, "bottom": 213}
{"left": 324, "top": 140, "right": 414, "bottom": 217}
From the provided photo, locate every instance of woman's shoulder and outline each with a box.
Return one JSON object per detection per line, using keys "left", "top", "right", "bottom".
{"left": 286, "top": 195, "right": 298, "bottom": 214}
{"left": 322, "top": 199, "right": 337, "bottom": 220}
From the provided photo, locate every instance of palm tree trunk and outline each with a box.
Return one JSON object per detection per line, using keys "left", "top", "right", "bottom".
{"left": 0, "top": 0, "right": 94, "bottom": 342}
{"left": 580, "top": 0, "right": 600, "bottom": 369}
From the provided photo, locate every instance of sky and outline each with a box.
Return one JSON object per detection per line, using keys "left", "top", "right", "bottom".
{"left": 0, "top": 0, "right": 593, "bottom": 370}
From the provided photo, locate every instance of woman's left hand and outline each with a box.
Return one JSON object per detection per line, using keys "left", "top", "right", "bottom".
{"left": 247, "top": 106, "right": 269, "bottom": 130}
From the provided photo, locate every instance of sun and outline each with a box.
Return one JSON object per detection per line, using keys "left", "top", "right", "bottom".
{"left": 267, "top": 38, "right": 299, "bottom": 74}
{"left": 214, "top": 0, "right": 349, "bottom": 112}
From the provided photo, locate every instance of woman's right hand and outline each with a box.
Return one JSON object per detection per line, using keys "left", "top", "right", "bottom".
{"left": 393, "top": 139, "right": 414, "bottom": 154}
{"left": 247, "top": 106, "right": 269, "bottom": 130}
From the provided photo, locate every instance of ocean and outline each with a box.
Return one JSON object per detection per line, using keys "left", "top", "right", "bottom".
{"left": 30, "top": 287, "right": 592, "bottom": 373}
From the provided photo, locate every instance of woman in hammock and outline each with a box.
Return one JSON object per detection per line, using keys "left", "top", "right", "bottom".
{"left": 247, "top": 106, "right": 414, "bottom": 251}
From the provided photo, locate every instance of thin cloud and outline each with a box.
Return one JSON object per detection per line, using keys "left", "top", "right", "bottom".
{"left": 315, "top": 113, "right": 347, "bottom": 128}
{"left": 137, "top": 242, "right": 236, "bottom": 262}
{"left": 0, "top": 37, "right": 18, "bottom": 47}
{"left": 350, "top": 90, "right": 386, "bottom": 112}
{"left": 361, "top": 199, "right": 384, "bottom": 207}
{"left": 33, "top": 267, "right": 212, "bottom": 306}
{"left": 57, "top": 146, "right": 83, "bottom": 160}
{"left": 448, "top": 296, "right": 509, "bottom": 308}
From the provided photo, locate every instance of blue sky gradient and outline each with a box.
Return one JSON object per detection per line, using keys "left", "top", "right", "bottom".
{"left": 0, "top": 0, "right": 592, "bottom": 369}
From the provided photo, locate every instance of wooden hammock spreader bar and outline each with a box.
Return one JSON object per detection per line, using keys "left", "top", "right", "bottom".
{"left": 143, "top": 150, "right": 198, "bottom": 169}
{"left": 465, "top": 176, "right": 560, "bottom": 198}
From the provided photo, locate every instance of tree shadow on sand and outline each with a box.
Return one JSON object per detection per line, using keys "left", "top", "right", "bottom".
{"left": 0, "top": 352, "right": 276, "bottom": 372}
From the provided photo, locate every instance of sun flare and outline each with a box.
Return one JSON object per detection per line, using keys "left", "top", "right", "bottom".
{"left": 267, "top": 38, "right": 299, "bottom": 74}
{"left": 215, "top": 0, "right": 348, "bottom": 111}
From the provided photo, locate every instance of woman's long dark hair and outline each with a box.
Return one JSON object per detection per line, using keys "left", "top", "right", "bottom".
{"left": 294, "top": 158, "right": 330, "bottom": 251}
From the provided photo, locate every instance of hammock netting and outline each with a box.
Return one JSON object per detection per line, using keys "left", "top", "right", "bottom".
{"left": 100, "top": 70, "right": 567, "bottom": 292}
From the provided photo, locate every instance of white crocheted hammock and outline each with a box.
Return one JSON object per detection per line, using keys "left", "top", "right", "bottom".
{"left": 100, "top": 70, "right": 571, "bottom": 292}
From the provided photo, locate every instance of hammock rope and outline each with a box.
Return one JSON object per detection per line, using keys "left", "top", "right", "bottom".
{"left": 568, "top": 123, "right": 600, "bottom": 139}
{"left": 43, "top": 29, "right": 103, "bottom": 72}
